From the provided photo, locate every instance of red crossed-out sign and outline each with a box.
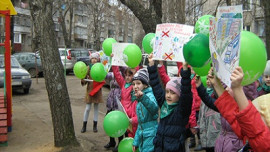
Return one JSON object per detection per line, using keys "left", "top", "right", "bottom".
{"left": 162, "top": 31, "right": 170, "bottom": 37}
{"left": 164, "top": 52, "right": 173, "bottom": 60}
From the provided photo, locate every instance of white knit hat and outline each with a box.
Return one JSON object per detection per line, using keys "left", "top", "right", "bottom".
{"left": 264, "top": 60, "right": 270, "bottom": 75}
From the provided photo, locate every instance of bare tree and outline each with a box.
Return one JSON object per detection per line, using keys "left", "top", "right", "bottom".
{"left": 261, "top": 0, "right": 270, "bottom": 59}
{"left": 83, "top": 0, "right": 106, "bottom": 50}
{"left": 29, "top": 0, "right": 79, "bottom": 147}
{"left": 54, "top": 0, "right": 74, "bottom": 48}
{"left": 119, "top": 0, "right": 162, "bottom": 33}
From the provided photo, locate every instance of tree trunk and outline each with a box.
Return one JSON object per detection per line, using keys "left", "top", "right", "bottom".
{"left": 119, "top": 0, "right": 162, "bottom": 33}
{"left": 29, "top": 0, "right": 79, "bottom": 147}
{"left": 262, "top": 0, "right": 270, "bottom": 60}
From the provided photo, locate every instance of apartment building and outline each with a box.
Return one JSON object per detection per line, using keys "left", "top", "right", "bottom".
{"left": 7, "top": 0, "right": 140, "bottom": 52}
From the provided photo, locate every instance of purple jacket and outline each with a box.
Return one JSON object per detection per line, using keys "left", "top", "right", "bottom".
{"left": 215, "top": 116, "right": 244, "bottom": 152}
{"left": 105, "top": 72, "right": 121, "bottom": 111}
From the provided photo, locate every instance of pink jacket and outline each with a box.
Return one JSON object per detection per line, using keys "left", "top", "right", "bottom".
{"left": 215, "top": 91, "right": 270, "bottom": 152}
{"left": 112, "top": 66, "right": 138, "bottom": 137}
{"left": 158, "top": 64, "right": 199, "bottom": 127}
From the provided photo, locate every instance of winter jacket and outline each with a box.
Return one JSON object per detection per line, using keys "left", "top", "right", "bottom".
{"left": 158, "top": 64, "right": 199, "bottom": 128}
{"left": 105, "top": 72, "right": 121, "bottom": 111}
{"left": 215, "top": 91, "right": 270, "bottom": 152}
{"left": 132, "top": 87, "right": 159, "bottom": 152}
{"left": 149, "top": 64, "right": 193, "bottom": 152}
{"left": 112, "top": 66, "right": 138, "bottom": 137}
{"left": 196, "top": 84, "right": 243, "bottom": 152}
{"left": 81, "top": 66, "right": 103, "bottom": 104}
{"left": 198, "top": 102, "right": 221, "bottom": 148}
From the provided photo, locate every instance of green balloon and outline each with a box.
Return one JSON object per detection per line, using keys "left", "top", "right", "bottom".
{"left": 200, "top": 75, "right": 207, "bottom": 87}
{"left": 183, "top": 33, "right": 211, "bottom": 68}
{"left": 195, "top": 15, "right": 214, "bottom": 36}
{"left": 103, "top": 111, "right": 129, "bottom": 138}
{"left": 90, "top": 63, "right": 107, "bottom": 82}
{"left": 239, "top": 31, "right": 267, "bottom": 86}
{"left": 142, "top": 33, "right": 155, "bottom": 54}
{"left": 102, "top": 38, "right": 117, "bottom": 56}
{"left": 73, "top": 61, "right": 88, "bottom": 79}
{"left": 123, "top": 44, "right": 142, "bottom": 68}
{"left": 193, "top": 60, "right": 212, "bottom": 76}
{"left": 118, "top": 137, "right": 134, "bottom": 152}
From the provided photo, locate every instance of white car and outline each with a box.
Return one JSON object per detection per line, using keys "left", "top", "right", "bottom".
{"left": 59, "top": 48, "right": 76, "bottom": 74}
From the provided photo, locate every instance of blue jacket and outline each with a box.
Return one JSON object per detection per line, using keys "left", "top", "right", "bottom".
{"left": 132, "top": 87, "right": 159, "bottom": 152}
{"left": 148, "top": 65, "right": 193, "bottom": 152}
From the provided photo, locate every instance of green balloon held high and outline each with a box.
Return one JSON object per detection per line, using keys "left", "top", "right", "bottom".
{"left": 195, "top": 15, "right": 214, "bottom": 36}
{"left": 239, "top": 31, "right": 267, "bottom": 86}
{"left": 123, "top": 44, "right": 142, "bottom": 68}
{"left": 102, "top": 38, "right": 117, "bottom": 56}
{"left": 142, "top": 33, "right": 155, "bottom": 54}
{"left": 183, "top": 33, "right": 211, "bottom": 68}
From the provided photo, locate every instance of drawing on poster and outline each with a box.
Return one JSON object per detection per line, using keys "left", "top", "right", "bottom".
{"left": 209, "top": 5, "right": 243, "bottom": 87}
{"left": 111, "top": 43, "right": 132, "bottom": 67}
{"left": 152, "top": 23, "right": 194, "bottom": 62}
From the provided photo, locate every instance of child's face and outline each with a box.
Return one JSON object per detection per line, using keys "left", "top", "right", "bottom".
{"left": 165, "top": 88, "right": 179, "bottom": 104}
{"left": 132, "top": 80, "right": 146, "bottom": 93}
{"left": 125, "top": 69, "right": 136, "bottom": 83}
{"left": 206, "top": 78, "right": 211, "bottom": 87}
{"left": 263, "top": 75, "right": 270, "bottom": 86}
{"left": 91, "top": 58, "right": 98, "bottom": 64}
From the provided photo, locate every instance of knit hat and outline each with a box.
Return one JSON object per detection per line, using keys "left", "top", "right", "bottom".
{"left": 132, "top": 68, "right": 149, "bottom": 85}
{"left": 264, "top": 60, "right": 270, "bottom": 75}
{"left": 166, "top": 77, "right": 181, "bottom": 97}
{"left": 90, "top": 52, "right": 100, "bottom": 60}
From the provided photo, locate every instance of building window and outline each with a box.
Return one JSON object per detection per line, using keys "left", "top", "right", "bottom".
{"left": 242, "top": 0, "right": 252, "bottom": 11}
{"left": 128, "top": 36, "right": 132, "bottom": 43}
{"left": 256, "top": 20, "right": 265, "bottom": 37}
{"left": 14, "top": 33, "right": 21, "bottom": 43}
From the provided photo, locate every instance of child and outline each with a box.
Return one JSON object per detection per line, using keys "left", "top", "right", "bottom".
{"left": 131, "top": 68, "right": 159, "bottom": 152}
{"left": 112, "top": 65, "right": 138, "bottom": 138}
{"left": 148, "top": 58, "right": 193, "bottom": 152}
{"left": 156, "top": 60, "right": 202, "bottom": 150}
{"left": 196, "top": 77, "right": 221, "bottom": 152}
{"left": 104, "top": 69, "right": 124, "bottom": 151}
{"left": 210, "top": 66, "right": 270, "bottom": 151}
{"left": 80, "top": 52, "right": 103, "bottom": 133}
{"left": 257, "top": 60, "right": 270, "bottom": 96}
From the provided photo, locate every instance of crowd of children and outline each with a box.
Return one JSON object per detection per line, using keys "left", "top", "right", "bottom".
{"left": 80, "top": 52, "right": 270, "bottom": 152}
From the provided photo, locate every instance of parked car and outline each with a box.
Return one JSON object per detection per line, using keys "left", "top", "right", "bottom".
{"left": 72, "top": 48, "right": 93, "bottom": 65}
{"left": 13, "top": 52, "right": 43, "bottom": 78}
{"left": 59, "top": 48, "right": 76, "bottom": 74}
{"left": 141, "top": 54, "right": 178, "bottom": 77}
{"left": 0, "top": 55, "right": 32, "bottom": 94}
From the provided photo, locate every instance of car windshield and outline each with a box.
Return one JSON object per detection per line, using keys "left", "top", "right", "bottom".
{"left": 73, "top": 50, "right": 89, "bottom": 57}
{"left": 167, "top": 61, "right": 177, "bottom": 66}
{"left": 59, "top": 50, "right": 67, "bottom": 56}
{"left": 0, "top": 56, "right": 21, "bottom": 68}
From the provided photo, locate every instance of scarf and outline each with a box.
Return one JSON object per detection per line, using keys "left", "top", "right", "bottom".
{"left": 160, "top": 101, "right": 178, "bottom": 119}
{"left": 206, "top": 87, "right": 214, "bottom": 96}
{"left": 125, "top": 82, "right": 131, "bottom": 89}
{"left": 262, "top": 83, "right": 270, "bottom": 93}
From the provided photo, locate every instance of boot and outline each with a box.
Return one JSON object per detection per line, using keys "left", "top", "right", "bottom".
{"left": 189, "top": 136, "right": 196, "bottom": 148}
{"left": 93, "top": 121, "right": 98, "bottom": 132}
{"left": 81, "top": 121, "right": 87, "bottom": 133}
{"left": 104, "top": 137, "right": 116, "bottom": 149}
{"left": 112, "top": 145, "right": 118, "bottom": 152}
{"left": 194, "top": 139, "right": 203, "bottom": 151}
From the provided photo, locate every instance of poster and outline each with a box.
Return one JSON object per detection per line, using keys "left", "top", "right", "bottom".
{"left": 111, "top": 43, "right": 131, "bottom": 67}
{"left": 152, "top": 23, "right": 194, "bottom": 62}
{"left": 99, "top": 50, "right": 111, "bottom": 73}
{"left": 209, "top": 5, "right": 243, "bottom": 87}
